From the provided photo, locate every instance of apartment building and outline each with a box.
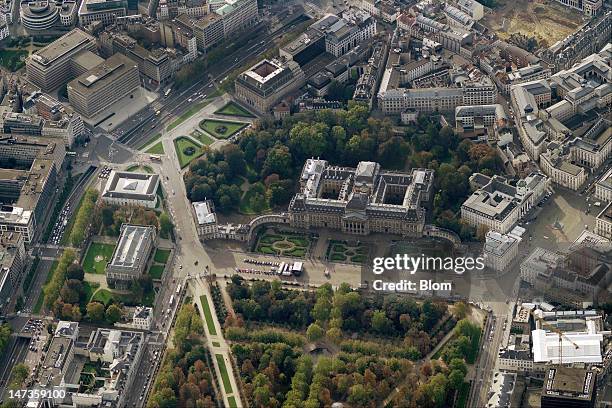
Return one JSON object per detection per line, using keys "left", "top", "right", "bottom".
{"left": 67, "top": 53, "right": 140, "bottom": 119}
{"left": 26, "top": 29, "right": 97, "bottom": 91}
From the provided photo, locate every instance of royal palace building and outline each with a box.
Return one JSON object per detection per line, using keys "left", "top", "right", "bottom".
{"left": 288, "top": 159, "right": 433, "bottom": 236}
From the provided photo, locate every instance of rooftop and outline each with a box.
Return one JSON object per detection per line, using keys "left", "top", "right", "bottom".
{"left": 542, "top": 367, "right": 597, "bottom": 401}
{"left": 108, "top": 224, "right": 155, "bottom": 270}
{"left": 68, "top": 53, "right": 137, "bottom": 96}
{"left": 29, "top": 29, "right": 95, "bottom": 66}
{"left": 193, "top": 201, "right": 217, "bottom": 225}
{"left": 102, "top": 170, "right": 159, "bottom": 202}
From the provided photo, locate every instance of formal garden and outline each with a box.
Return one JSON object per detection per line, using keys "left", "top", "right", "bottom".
{"left": 325, "top": 240, "right": 369, "bottom": 264}
{"left": 199, "top": 119, "right": 248, "bottom": 139}
{"left": 190, "top": 129, "right": 215, "bottom": 145}
{"left": 214, "top": 101, "right": 255, "bottom": 118}
{"left": 254, "top": 229, "right": 312, "bottom": 258}
{"left": 125, "top": 164, "right": 154, "bottom": 173}
{"left": 174, "top": 136, "right": 203, "bottom": 168}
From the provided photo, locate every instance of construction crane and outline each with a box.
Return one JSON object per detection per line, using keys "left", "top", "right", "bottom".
{"left": 531, "top": 311, "right": 580, "bottom": 365}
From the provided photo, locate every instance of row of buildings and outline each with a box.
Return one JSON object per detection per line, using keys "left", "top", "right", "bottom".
{"left": 29, "top": 320, "right": 144, "bottom": 407}
{"left": 511, "top": 44, "right": 611, "bottom": 191}
{"left": 235, "top": 9, "right": 378, "bottom": 113}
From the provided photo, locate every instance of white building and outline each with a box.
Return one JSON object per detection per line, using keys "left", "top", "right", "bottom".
{"left": 532, "top": 324, "right": 605, "bottom": 364}
{"left": 461, "top": 172, "right": 550, "bottom": 234}
{"left": 311, "top": 12, "right": 377, "bottom": 57}
{"left": 132, "top": 306, "right": 153, "bottom": 330}
{"left": 101, "top": 170, "right": 160, "bottom": 208}
{"left": 192, "top": 200, "right": 218, "bottom": 239}
{"left": 456, "top": 0, "right": 483, "bottom": 20}
{"left": 483, "top": 230, "right": 520, "bottom": 272}
{"left": 209, "top": 0, "right": 258, "bottom": 37}
{"left": 520, "top": 247, "right": 564, "bottom": 284}
{"left": 596, "top": 202, "right": 612, "bottom": 239}
{"left": 595, "top": 163, "right": 612, "bottom": 203}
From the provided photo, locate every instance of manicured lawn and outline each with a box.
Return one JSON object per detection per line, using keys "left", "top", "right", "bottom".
{"left": 82, "top": 243, "right": 116, "bottom": 274}
{"left": 192, "top": 131, "right": 214, "bottom": 145}
{"left": 215, "top": 354, "right": 233, "bottom": 393}
{"left": 33, "top": 260, "right": 57, "bottom": 313}
{"left": 255, "top": 231, "right": 310, "bottom": 258}
{"left": 154, "top": 249, "right": 171, "bottom": 264}
{"left": 149, "top": 264, "right": 165, "bottom": 280}
{"left": 138, "top": 133, "right": 161, "bottom": 150}
{"left": 212, "top": 341, "right": 220, "bottom": 347}
{"left": 174, "top": 137, "right": 203, "bottom": 168}
{"left": 326, "top": 240, "right": 368, "bottom": 264}
{"left": 126, "top": 164, "right": 154, "bottom": 173}
{"left": 228, "top": 396, "right": 238, "bottom": 408}
{"left": 199, "top": 119, "right": 248, "bottom": 140}
{"left": 200, "top": 295, "right": 217, "bottom": 335}
{"left": 214, "top": 101, "right": 255, "bottom": 118}
{"left": 145, "top": 141, "right": 164, "bottom": 155}
{"left": 92, "top": 289, "right": 114, "bottom": 306}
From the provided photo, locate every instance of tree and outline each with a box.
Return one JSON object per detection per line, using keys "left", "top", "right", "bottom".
{"left": 66, "top": 263, "right": 84, "bottom": 280}
{"left": 159, "top": 212, "right": 173, "bottom": 239}
{"left": 449, "top": 369, "right": 464, "bottom": 390}
{"left": 371, "top": 310, "right": 392, "bottom": 334}
{"left": 0, "top": 324, "right": 11, "bottom": 357}
{"left": 9, "top": 364, "right": 29, "bottom": 389}
{"left": 453, "top": 302, "right": 468, "bottom": 320}
{"left": 87, "top": 302, "right": 105, "bottom": 322}
{"left": 105, "top": 304, "right": 123, "bottom": 324}
{"left": 306, "top": 323, "right": 324, "bottom": 342}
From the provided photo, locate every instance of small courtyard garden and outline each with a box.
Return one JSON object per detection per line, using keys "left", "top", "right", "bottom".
{"left": 325, "top": 240, "right": 369, "bottom": 264}
{"left": 255, "top": 229, "right": 312, "bottom": 258}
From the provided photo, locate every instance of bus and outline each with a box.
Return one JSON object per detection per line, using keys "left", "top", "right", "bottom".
{"left": 149, "top": 155, "right": 161, "bottom": 161}
{"left": 66, "top": 151, "right": 77, "bottom": 157}
{"left": 176, "top": 284, "right": 181, "bottom": 295}
{"left": 164, "top": 88, "right": 172, "bottom": 97}
{"left": 169, "top": 295, "right": 174, "bottom": 305}
{"left": 155, "top": 110, "right": 161, "bottom": 116}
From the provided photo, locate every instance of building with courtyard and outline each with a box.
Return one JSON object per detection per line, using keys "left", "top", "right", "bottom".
{"left": 105, "top": 224, "right": 156, "bottom": 289}
{"left": 461, "top": 172, "right": 550, "bottom": 234}
{"left": 101, "top": 170, "right": 160, "bottom": 208}
{"left": 288, "top": 159, "right": 434, "bottom": 237}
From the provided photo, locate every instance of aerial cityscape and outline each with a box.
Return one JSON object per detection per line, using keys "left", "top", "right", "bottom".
{"left": 0, "top": 0, "right": 610, "bottom": 406}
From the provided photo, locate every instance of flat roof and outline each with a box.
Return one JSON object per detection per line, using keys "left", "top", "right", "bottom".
{"left": 193, "top": 201, "right": 216, "bottom": 225}
{"left": 543, "top": 367, "right": 596, "bottom": 401}
{"left": 108, "top": 224, "right": 155, "bottom": 269}
{"left": 69, "top": 53, "right": 137, "bottom": 95}
{"left": 30, "top": 29, "right": 95, "bottom": 66}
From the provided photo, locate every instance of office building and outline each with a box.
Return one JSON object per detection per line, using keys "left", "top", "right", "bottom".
{"left": 212, "top": 0, "right": 258, "bottom": 38}
{"left": 106, "top": 224, "right": 156, "bottom": 288}
{"left": 461, "top": 172, "right": 550, "bottom": 234}
{"left": 454, "top": 104, "right": 507, "bottom": 134}
{"left": 67, "top": 53, "right": 140, "bottom": 119}
{"left": 20, "top": 0, "right": 78, "bottom": 31}
{"left": 288, "top": 159, "right": 434, "bottom": 237}
{"left": 0, "top": 232, "right": 26, "bottom": 314}
{"left": 0, "top": 136, "right": 65, "bottom": 242}
{"left": 26, "top": 29, "right": 98, "bottom": 92}
{"left": 101, "top": 170, "right": 159, "bottom": 209}
{"left": 234, "top": 58, "right": 305, "bottom": 113}
{"left": 192, "top": 12, "right": 224, "bottom": 50}
{"left": 78, "top": 0, "right": 127, "bottom": 27}
{"left": 541, "top": 367, "right": 597, "bottom": 408}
